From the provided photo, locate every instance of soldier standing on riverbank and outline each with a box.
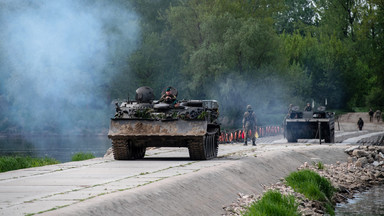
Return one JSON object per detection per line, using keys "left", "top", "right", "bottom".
{"left": 369, "top": 108, "right": 374, "bottom": 122}
{"left": 375, "top": 110, "right": 382, "bottom": 122}
{"left": 357, "top": 118, "right": 364, "bottom": 131}
{"left": 243, "top": 105, "right": 257, "bottom": 146}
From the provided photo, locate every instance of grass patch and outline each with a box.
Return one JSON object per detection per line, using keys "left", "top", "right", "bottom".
{"left": 285, "top": 169, "right": 336, "bottom": 215}
{"left": 312, "top": 161, "right": 325, "bottom": 170}
{"left": 71, "top": 152, "right": 95, "bottom": 161}
{"left": 243, "top": 190, "right": 300, "bottom": 216}
{"left": 0, "top": 156, "right": 59, "bottom": 173}
{"left": 285, "top": 169, "right": 334, "bottom": 201}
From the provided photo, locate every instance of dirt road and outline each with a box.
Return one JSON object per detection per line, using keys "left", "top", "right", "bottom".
{"left": 0, "top": 112, "right": 383, "bottom": 216}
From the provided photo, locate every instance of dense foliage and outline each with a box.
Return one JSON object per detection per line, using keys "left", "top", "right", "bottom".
{"left": 0, "top": 0, "right": 383, "bottom": 133}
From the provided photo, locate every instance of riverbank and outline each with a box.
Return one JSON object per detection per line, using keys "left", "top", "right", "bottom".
{"left": 34, "top": 144, "right": 348, "bottom": 216}
{"left": 223, "top": 145, "right": 384, "bottom": 215}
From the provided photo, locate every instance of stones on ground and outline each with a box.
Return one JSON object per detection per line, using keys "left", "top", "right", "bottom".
{"left": 355, "top": 157, "right": 368, "bottom": 167}
{"left": 344, "top": 146, "right": 360, "bottom": 154}
{"left": 352, "top": 149, "right": 368, "bottom": 158}
{"left": 222, "top": 145, "right": 384, "bottom": 216}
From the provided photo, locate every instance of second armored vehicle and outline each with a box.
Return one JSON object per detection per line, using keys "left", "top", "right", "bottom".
{"left": 108, "top": 86, "right": 220, "bottom": 160}
{"left": 284, "top": 106, "right": 335, "bottom": 143}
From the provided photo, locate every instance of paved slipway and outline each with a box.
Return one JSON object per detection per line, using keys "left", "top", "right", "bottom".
{"left": 1, "top": 113, "right": 383, "bottom": 216}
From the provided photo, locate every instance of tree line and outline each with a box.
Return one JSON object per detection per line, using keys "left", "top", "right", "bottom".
{"left": 122, "top": 0, "right": 384, "bottom": 126}
{"left": 0, "top": 0, "right": 383, "bottom": 133}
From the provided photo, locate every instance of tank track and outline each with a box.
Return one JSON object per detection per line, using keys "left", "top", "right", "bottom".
{"left": 324, "top": 128, "right": 335, "bottom": 143}
{"left": 111, "top": 138, "right": 146, "bottom": 160}
{"left": 188, "top": 131, "right": 219, "bottom": 160}
{"left": 286, "top": 130, "right": 297, "bottom": 142}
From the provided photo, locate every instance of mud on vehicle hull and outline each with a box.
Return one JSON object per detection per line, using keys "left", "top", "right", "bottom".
{"left": 108, "top": 119, "right": 220, "bottom": 160}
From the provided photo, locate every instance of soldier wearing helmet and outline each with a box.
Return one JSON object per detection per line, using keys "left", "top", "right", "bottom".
{"left": 159, "top": 87, "right": 178, "bottom": 106}
{"left": 243, "top": 105, "right": 257, "bottom": 146}
{"left": 304, "top": 102, "right": 312, "bottom": 111}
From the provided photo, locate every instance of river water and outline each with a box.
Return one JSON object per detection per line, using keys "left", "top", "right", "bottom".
{"left": 335, "top": 185, "right": 384, "bottom": 216}
{"left": 0, "top": 135, "right": 111, "bottom": 162}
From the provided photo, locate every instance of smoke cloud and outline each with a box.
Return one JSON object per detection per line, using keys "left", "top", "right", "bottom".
{"left": 0, "top": 0, "right": 139, "bottom": 134}
{"left": 211, "top": 71, "right": 289, "bottom": 128}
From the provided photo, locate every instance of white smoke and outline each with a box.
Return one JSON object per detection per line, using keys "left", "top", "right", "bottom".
{"left": 0, "top": 0, "right": 140, "bottom": 133}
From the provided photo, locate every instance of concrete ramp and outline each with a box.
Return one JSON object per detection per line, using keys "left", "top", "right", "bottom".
{"left": 41, "top": 145, "right": 348, "bottom": 216}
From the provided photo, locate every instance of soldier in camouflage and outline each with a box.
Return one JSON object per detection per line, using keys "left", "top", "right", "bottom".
{"left": 159, "top": 87, "right": 178, "bottom": 106}
{"left": 243, "top": 105, "right": 257, "bottom": 146}
{"left": 376, "top": 110, "right": 382, "bottom": 122}
{"left": 357, "top": 117, "right": 364, "bottom": 131}
{"left": 304, "top": 102, "right": 312, "bottom": 111}
{"left": 369, "top": 108, "right": 374, "bottom": 122}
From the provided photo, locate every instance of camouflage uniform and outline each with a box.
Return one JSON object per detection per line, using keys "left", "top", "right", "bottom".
{"left": 159, "top": 87, "right": 178, "bottom": 105}
{"left": 304, "top": 103, "right": 312, "bottom": 111}
{"left": 357, "top": 118, "right": 364, "bottom": 131}
{"left": 243, "top": 105, "right": 257, "bottom": 146}
{"left": 158, "top": 93, "right": 177, "bottom": 104}
{"left": 369, "top": 109, "right": 374, "bottom": 122}
{"left": 376, "top": 110, "right": 382, "bottom": 122}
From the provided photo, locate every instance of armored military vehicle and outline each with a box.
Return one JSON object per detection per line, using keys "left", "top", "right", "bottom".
{"left": 108, "top": 86, "right": 220, "bottom": 160}
{"left": 284, "top": 105, "right": 335, "bottom": 143}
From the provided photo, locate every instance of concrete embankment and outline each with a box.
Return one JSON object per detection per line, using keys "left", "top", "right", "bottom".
{"left": 44, "top": 145, "right": 348, "bottom": 216}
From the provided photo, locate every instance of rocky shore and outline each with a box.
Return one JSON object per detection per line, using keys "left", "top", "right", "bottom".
{"left": 223, "top": 145, "right": 384, "bottom": 215}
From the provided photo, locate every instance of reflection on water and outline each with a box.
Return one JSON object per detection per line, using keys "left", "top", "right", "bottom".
{"left": 0, "top": 136, "right": 111, "bottom": 162}
{"left": 335, "top": 185, "right": 384, "bottom": 216}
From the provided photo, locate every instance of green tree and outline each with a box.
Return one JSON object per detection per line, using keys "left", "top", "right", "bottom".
{"left": 164, "top": 0, "right": 291, "bottom": 126}
{"left": 275, "top": 0, "right": 320, "bottom": 34}
{"left": 364, "top": 0, "right": 384, "bottom": 108}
